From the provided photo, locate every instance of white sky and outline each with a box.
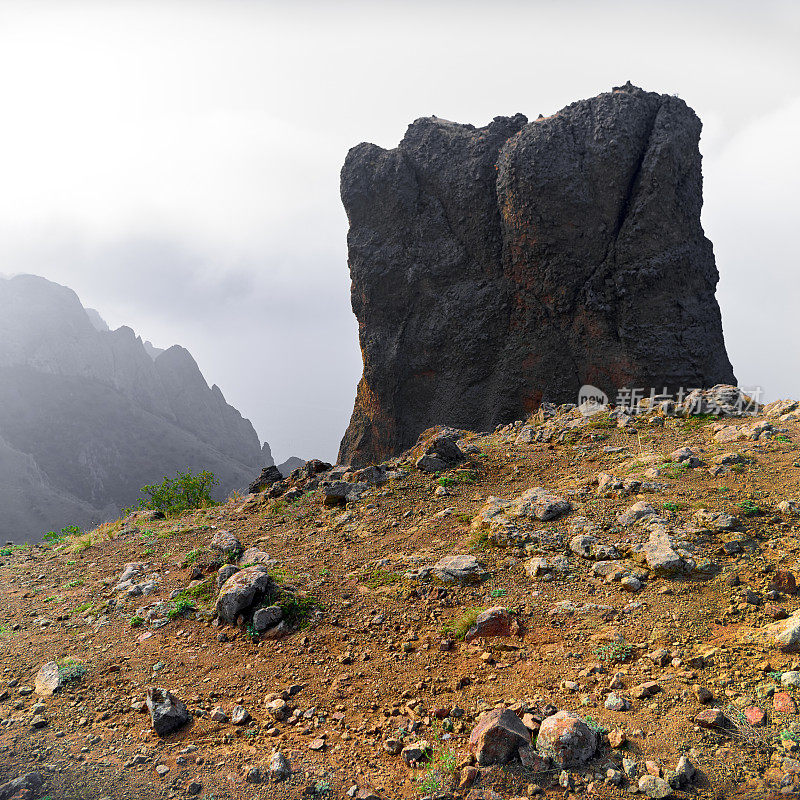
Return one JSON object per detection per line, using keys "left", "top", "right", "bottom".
{"left": 0, "top": 0, "right": 797, "bottom": 461}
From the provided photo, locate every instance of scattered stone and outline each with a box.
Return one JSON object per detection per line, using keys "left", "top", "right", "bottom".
{"left": 34, "top": 662, "right": 62, "bottom": 697}
{"left": 772, "top": 570, "right": 798, "bottom": 595}
{"left": 535, "top": 710, "right": 597, "bottom": 766}
{"left": 231, "top": 705, "right": 250, "bottom": 725}
{"left": 774, "top": 692, "right": 797, "bottom": 714}
{"left": 694, "top": 708, "right": 726, "bottom": 729}
{"left": 744, "top": 706, "right": 767, "bottom": 727}
{"left": 469, "top": 708, "right": 531, "bottom": 766}
{"left": 608, "top": 729, "right": 626, "bottom": 748}
{"left": 269, "top": 751, "right": 291, "bottom": 782}
{"left": 465, "top": 606, "right": 514, "bottom": 642}
{"left": 145, "top": 688, "right": 191, "bottom": 737}
{"left": 432, "top": 555, "right": 488, "bottom": 584}
{"left": 634, "top": 682, "right": 661, "bottom": 699}
{"left": 215, "top": 565, "right": 274, "bottom": 624}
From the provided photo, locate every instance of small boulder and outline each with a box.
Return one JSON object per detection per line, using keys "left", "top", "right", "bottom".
{"left": 639, "top": 775, "right": 672, "bottom": 798}
{"left": 510, "top": 487, "right": 572, "bottom": 521}
{"left": 432, "top": 555, "right": 488, "bottom": 584}
{"left": 34, "top": 662, "right": 62, "bottom": 697}
{"left": 146, "top": 688, "right": 191, "bottom": 737}
{"left": 215, "top": 564, "right": 239, "bottom": 590}
{"left": 210, "top": 530, "right": 241, "bottom": 557}
{"left": 215, "top": 565, "right": 274, "bottom": 624}
{"left": 247, "top": 465, "right": 283, "bottom": 494}
{"left": 401, "top": 740, "right": 431, "bottom": 766}
{"left": 469, "top": 708, "right": 531, "bottom": 766}
{"left": 252, "top": 605, "right": 283, "bottom": 632}
{"left": 415, "top": 434, "right": 465, "bottom": 473}
{"left": 618, "top": 502, "right": 658, "bottom": 526}
{"left": 322, "top": 480, "right": 368, "bottom": 506}
{"left": 694, "top": 708, "right": 726, "bottom": 729}
{"left": 465, "top": 607, "right": 514, "bottom": 642}
{"left": 535, "top": 710, "right": 597, "bottom": 766}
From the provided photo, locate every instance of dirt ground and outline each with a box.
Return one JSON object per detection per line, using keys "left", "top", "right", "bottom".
{"left": 2, "top": 404, "right": 800, "bottom": 800}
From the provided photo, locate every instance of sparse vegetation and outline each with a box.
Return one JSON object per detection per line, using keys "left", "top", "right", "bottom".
{"left": 468, "top": 528, "right": 490, "bottom": 552}
{"left": 594, "top": 642, "right": 634, "bottom": 663}
{"left": 57, "top": 659, "right": 86, "bottom": 684}
{"left": 361, "top": 568, "right": 401, "bottom": 589}
{"left": 130, "top": 615, "right": 144, "bottom": 628}
{"left": 436, "top": 470, "right": 478, "bottom": 487}
{"left": 738, "top": 500, "right": 762, "bottom": 516}
{"left": 167, "top": 598, "right": 196, "bottom": 620}
{"left": 43, "top": 524, "right": 81, "bottom": 544}
{"left": 442, "top": 608, "right": 480, "bottom": 641}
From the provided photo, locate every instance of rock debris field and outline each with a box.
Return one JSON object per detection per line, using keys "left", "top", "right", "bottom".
{"left": 2, "top": 386, "right": 800, "bottom": 799}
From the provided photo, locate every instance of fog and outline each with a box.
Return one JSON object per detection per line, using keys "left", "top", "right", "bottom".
{"left": 0, "top": 0, "right": 797, "bottom": 461}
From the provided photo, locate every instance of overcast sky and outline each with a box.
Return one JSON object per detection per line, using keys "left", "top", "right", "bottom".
{"left": 0, "top": 0, "right": 797, "bottom": 462}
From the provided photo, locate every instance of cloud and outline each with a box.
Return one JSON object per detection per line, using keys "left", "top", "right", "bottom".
{"left": 704, "top": 97, "right": 800, "bottom": 402}
{"left": 0, "top": 0, "right": 797, "bottom": 459}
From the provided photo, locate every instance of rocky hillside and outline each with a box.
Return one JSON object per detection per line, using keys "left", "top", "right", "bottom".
{"left": 339, "top": 83, "right": 735, "bottom": 466}
{"left": 2, "top": 387, "right": 800, "bottom": 799}
{"left": 0, "top": 274, "right": 272, "bottom": 543}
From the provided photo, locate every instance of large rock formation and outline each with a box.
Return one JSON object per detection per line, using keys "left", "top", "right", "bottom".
{"left": 338, "top": 83, "right": 736, "bottom": 466}
{"left": 0, "top": 274, "right": 271, "bottom": 542}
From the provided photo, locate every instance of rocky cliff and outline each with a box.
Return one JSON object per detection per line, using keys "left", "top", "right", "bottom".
{"left": 0, "top": 274, "right": 270, "bottom": 542}
{"left": 338, "top": 83, "right": 736, "bottom": 466}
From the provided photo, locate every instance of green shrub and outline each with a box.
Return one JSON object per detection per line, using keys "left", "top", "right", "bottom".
{"left": 583, "top": 715, "right": 608, "bottom": 734}
{"left": 436, "top": 470, "right": 478, "bottom": 487}
{"left": 738, "top": 500, "right": 762, "bottom": 517}
{"left": 57, "top": 659, "right": 86, "bottom": 684}
{"left": 130, "top": 615, "right": 144, "bottom": 628}
{"left": 43, "top": 524, "right": 81, "bottom": 544}
{"left": 277, "top": 594, "right": 320, "bottom": 628}
{"left": 594, "top": 642, "right": 634, "bottom": 663}
{"left": 126, "top": 469, "right": 219, "bottom": 516}
{"left": 167, "top": 598, "right": 196, "bottom": 620}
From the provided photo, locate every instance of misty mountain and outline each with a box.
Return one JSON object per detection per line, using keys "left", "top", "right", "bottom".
{"left": 0, "top": 274, "right": 273, "bottom": 543}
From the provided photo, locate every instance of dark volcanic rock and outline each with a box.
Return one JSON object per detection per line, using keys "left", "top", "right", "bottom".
{"left": 247, "top": 465, "right": 283, "bottom": 494}
{"left": 338, "top": 83, "right": 736, "bottom": 466}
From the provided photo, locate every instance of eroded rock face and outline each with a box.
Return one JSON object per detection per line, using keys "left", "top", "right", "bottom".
{"left": 338, "top": 84, "right": 735, "bottom": 466}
